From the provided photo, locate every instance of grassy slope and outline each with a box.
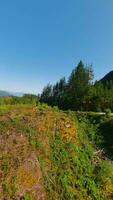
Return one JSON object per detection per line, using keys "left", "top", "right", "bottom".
{"left": 0, "top": 105, "right": 113, "bottom": 200}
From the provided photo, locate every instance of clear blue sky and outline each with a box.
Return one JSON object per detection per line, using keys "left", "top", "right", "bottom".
{"left": 0, "top": 0, "right": 113, "bottom": 94}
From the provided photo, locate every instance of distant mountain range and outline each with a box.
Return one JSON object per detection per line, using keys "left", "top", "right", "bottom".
{"left": 0, "top": 90, "right": 10, "bottom": 97}
{"left": 0, "top": 90, "right": 23, "bottom": 97}
{"left": 10, "top": 92, "right": 23, "bottom": 97}
{"left": 100, "top": 71, "right": 113, "bottom": 84}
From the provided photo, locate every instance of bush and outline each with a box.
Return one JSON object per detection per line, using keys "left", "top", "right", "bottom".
{"left": 105, "top": 108, "right": 111, "bottom": 117}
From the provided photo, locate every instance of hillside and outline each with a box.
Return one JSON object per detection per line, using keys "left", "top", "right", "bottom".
{"left": 0, "top": 90, "right": 10, "bottom": 97}
{"left": 0, "top": 104, "right": 113, "bottom": 200}
{"left": 100, "top": 70, "right": 113, "bottom": 84}
{"left": 0, "top": 90, "right": 24, "bottom": 97}
{"left": 0, "top": 105, "right": 76, "bottom": 200}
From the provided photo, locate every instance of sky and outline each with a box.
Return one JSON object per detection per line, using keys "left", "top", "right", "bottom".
{"left": 0, "top": 0, "right": 113, "bottom": 94}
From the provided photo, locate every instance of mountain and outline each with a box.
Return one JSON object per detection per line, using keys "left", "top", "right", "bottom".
{"left": 10, "top": 92, "right": 23, "bottom": 97}
{"left": 0, "top": 90, "right": 10, "bottom": 97}
{"left": 0, "top": 90, "right": 23, "bottom": 97}
{"left": 100, "top": 70, "right": 113, "bottom": 84}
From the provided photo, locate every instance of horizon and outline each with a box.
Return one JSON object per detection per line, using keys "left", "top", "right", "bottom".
{"left": 0, "top": 67, "right": 112, "bottom": 95}
{"left": 0, "top": 0, "right": 113, "bottom": 93}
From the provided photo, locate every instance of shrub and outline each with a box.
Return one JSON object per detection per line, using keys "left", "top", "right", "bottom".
{"left": 105, "top": 108, "right": 111, "bottom": 118}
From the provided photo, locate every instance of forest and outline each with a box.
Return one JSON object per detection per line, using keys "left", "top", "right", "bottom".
{"left": 40, "top": 61, "right": 113, "bottom": 112}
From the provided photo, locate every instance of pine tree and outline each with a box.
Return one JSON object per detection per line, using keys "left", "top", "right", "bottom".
{"left": 67, "top": 61, "right": 93, "bottom": 110}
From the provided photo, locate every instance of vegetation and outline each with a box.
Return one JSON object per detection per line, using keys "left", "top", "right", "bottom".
{"left": 0, "top": 94, "right": 38, "bottom": 106}
{"left": 40, "top": 61, "right": 113, "bottom": 112}
{"left": 0, "top": 102, "right": 113, "bottom": 199}
{"left": 0, "top": 61, "right": 113, "bottom": 199}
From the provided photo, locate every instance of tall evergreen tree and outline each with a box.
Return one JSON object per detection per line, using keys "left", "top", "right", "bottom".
{"left": 52, "top": 77, "right": 66, "bottom": 107}
{"left": 40, "top": 61, "right": 113, "bottom": 112}
{"left": 67, "top": 61, "right": 93, "bottom": 110}
{"left": 40, "top": 84, "right": 53, "bottom": 105}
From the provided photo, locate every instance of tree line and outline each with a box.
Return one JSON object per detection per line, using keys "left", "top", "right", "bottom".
{"left": 40, "top": 61, "right": 113, "bottom": 112}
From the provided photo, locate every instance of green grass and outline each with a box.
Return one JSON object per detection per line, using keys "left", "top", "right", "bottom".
{"left": 22, "top": 193, "right": 33, "bottom": 200}
{"left": 0, "top": 105, "right": 113, "bottom": 199}
{"left": 43, "top": 132, "right": 105, "bottom": 200}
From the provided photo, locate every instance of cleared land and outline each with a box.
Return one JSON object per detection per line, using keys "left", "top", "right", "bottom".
{"left": 0, "top": 105, "right": 113, "bottom": 200}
